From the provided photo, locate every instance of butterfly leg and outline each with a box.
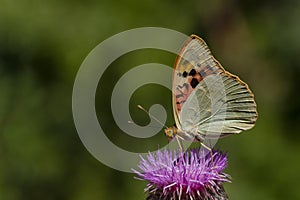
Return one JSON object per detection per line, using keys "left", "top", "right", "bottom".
{"left": 201, "top": 141, "right": 215, "bottom": 167}
{"left": 200, "top": 141, "right": 211, "bottom": 151}
{"left": 175, "top": 135, "right": 184, "bottom": 152}
{"left": 195, "top": 134, "right": 215, "bottom": 166}
{"left": 195, "top": 128, "right": 212, "bottom": 151}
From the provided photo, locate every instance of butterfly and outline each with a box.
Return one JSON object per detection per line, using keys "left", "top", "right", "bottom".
{"left": 164, "top": 35, "right": 258, "bottom": 144}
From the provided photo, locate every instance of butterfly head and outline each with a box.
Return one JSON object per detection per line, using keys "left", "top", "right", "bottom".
{"left": 164, "top": 126, "right": 178, "bottom": 140}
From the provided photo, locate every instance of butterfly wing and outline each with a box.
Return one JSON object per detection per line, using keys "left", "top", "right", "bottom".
{"left": 179, "top": 72, "right": 257, "bottom": 140}
{"left": 172, "top": 35, "right": 224, "bottom": 129}
{"left": 172, "top": 35, "right": 257, "bottom": 140}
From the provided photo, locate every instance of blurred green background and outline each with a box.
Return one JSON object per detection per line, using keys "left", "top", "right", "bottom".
{"left": 1, "top": 0, "right": 300, "bottom": 199}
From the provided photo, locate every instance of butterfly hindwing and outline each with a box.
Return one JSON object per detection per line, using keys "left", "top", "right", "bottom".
{"left": 179, "top": 72, "right": 257, "bottom": 140}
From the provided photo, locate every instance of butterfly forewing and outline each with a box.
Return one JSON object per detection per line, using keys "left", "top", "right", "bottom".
{"left": 172, "top": 35, "right": 224, "bottom": 129}
{"left": 172, "top": 35, "right": 257, "bottom": 140}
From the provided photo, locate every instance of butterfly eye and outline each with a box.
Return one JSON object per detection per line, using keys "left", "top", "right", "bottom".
{"left": 164, "top": 129, "right": 173, "bottom": 138}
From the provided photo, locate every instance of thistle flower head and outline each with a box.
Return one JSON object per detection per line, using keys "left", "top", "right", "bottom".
{"left": 133, "top": 148, "right": 231, "bottom": 200}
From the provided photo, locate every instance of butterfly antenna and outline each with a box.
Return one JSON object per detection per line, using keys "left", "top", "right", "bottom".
{"left": 137, "top": 105, "right": 169, "bottom": 129}
{"left": 128, "top": 120, "right": 163, "bottom": 129}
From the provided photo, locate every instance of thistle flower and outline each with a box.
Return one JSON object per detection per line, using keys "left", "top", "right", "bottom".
{"left": 133, "top": 148, "right": 231, "bottom": 200}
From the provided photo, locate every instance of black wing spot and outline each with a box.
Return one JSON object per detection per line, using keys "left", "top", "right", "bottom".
{"left": 176, "top": 100, "right": 185, "bottom": 104}
{"left": 176, "top": 100, "right": 186, "bottom": 104}
{"left": 182, "top": 71, "right": 188, "bottom": 77}
{"left": 189, "top": 69, "right": 196, "bottom": 76}
{"left": 190, "top": 78, "right": 199, "bottom": 88}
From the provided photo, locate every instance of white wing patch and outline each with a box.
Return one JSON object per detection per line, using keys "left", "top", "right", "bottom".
{"left": 179, "top": 73, "right": 257, "bottom": 140}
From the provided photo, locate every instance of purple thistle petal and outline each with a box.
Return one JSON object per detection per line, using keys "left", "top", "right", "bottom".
{"left": 133, "top": 148, "right": 231, "bottom": 200}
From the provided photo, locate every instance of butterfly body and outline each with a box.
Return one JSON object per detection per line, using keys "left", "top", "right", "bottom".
{"left": 165, "top": 35, "right": 258, "bottom": 143}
